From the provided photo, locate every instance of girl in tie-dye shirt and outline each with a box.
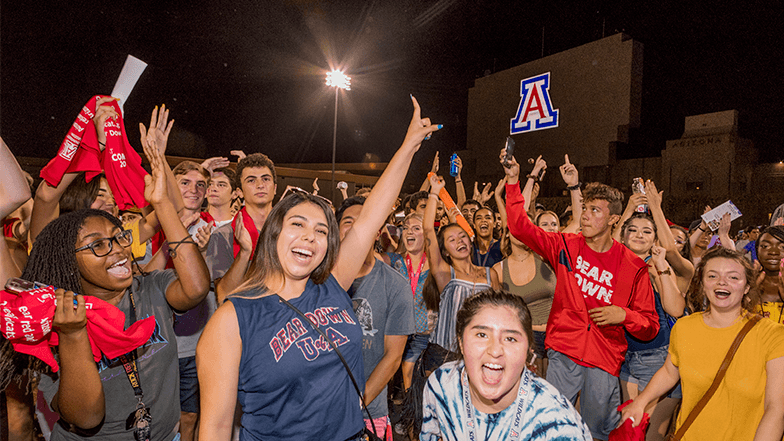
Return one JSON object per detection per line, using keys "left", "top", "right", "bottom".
{"left": 421, "top": 290, "right": 591, "bottom": 441}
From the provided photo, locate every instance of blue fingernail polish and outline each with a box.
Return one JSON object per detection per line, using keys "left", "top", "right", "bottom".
{"left": 437, "top": 124, "right": 443, "bottom": 129}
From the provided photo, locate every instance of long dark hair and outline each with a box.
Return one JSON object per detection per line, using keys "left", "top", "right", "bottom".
{"left": 686, "top": 247, "right": 760, "bottom": 314}
{"left": 234, "top": 192, "right": 340, "bottom": 297}
{"left": 60, "top": 173, "right": 106, "bottom": 214}
{"left": 22, "top": 209, "right": 123, "bottom": 293}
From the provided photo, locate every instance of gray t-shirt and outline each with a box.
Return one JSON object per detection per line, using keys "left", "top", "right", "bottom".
{"left": 39, "top": 270, "right": 179, "bottom": 441}
{"left": 174, "top": 222, "right": 221, "bottom": 358}
{"left": 204, "top": 222, "right": 236, "bottom": 282}
{"left": 349, "top": 259, "right": 414, "bottom": 418}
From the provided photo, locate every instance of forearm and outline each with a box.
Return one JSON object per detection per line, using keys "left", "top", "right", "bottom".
{"left": 419, "top": 175, "right": 430, "bottom": 192}
{"left": 56, "top": 330, "right": 105, "bottom": 428}
{"left": 29, "top": 173, "right": 79, "bottom": 245}
{"left": 0, "top": 235, "right": 21, "bottom": 285}
{"left": 655, "top": 272, "right": 685, "bottom": 317}
{"left": 163, "top": 158, "right": 185, "bottom": 213}
{"left": 719, "top": 232, "right": 735, "bottom": 250}
{"left": 521, "top": 178, "right": 535, "bottom": 213}
{"left": 0, "top": 139, "right": 32, "bottom": 217}
{"left": 455, "top": 176, "right": 466, "bottom": 207}
{"left": 215, "top": 251, "right": 252, "bottom": 303}
{"left": 494, "top": 191, "right": 507, "bottom": 230}
{"left": 562, "top": 188, "right": 582, "bottom": 234}
{"left": 157, "top": 201, "right": 210, "bottom": 303}
{"left": 364, "top": 351, "right": 404, "bottom": 405}
{"left": 634, "top": 361, "right": 679, "bottom": 408}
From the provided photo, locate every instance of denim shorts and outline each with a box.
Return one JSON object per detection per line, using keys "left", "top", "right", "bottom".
{"left": 403, "top": 333, "right": 430, "bottom": 363}
{"left": 619, "top": 345, "right": 682, "bottom": 399}
{"left": 532, "top": 330, "right": 546, "bottom": 358}
{"left": 178, "top": 356, "right": 200, "bottom": 413}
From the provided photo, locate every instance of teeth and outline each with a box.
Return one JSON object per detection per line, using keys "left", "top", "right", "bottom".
{"left": 110, "top": 259, "right": 127, "bottom": 268}
{"left": 484, "top": 363, "right": 502, "bottom": 369}
{"left": 293, "top": 248, "right": 313, "bottom": 257}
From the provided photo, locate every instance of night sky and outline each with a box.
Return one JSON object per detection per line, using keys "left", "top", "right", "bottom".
{"left": 2, "top": 1, "right": 782, "bottom": 186}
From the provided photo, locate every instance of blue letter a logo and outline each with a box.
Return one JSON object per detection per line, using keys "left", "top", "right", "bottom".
{"left": 510, "top": 72, "right": 559, "bottom": 134}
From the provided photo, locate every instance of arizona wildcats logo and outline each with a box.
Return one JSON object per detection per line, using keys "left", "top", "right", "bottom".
{"left": 510, "top": 72, "right": 559, "bottom": 134}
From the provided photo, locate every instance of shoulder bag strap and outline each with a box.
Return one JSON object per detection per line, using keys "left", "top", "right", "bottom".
{"left": 670, "top": 314, "right": 762, "bottom": 440}
{"left": 275, "top": 295, "right": 379, "bottom": 439}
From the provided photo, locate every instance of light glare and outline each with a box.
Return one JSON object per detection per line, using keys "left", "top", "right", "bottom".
{"left": 326, "top": 70, "right": 351, "bottom": 90}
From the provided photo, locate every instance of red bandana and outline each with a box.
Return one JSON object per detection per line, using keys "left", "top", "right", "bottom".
{"left": 0, "top": 285, "right": 155, "bottom": 373}
{"left": 39, "top": 95, "right": 149, "bottom": 210}
{"left": 232, "top": 207, "right": 260, "bottom": 259}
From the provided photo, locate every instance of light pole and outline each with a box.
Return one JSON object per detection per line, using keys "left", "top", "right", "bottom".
{"left": 326, "top": 70, "right": 350, "bottom": 203}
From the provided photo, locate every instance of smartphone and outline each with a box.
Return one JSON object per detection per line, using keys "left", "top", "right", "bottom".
{"left": 502, "top": 137, "right": 515, "bottom": 168}
{"left": 4, "top": 277, "right": 36, "bottom": 295}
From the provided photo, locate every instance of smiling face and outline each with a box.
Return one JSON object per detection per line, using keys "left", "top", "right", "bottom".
{"left": 757, "top": 232, "right": 784, "bottom": 273}
{"left": 702, "top": 257, "right": 750, "bottom": 315}
{"left": 671, "top": 227, "right": 688, "bottom": 254}
{"left": 580, "top": 199, "right": 618, "bottom": 240}
{"left": 402, "top": 217, "right": 425, "bottom": 254}
{"left": 277, "top": 202, "right": 329, "bottom": 282}
{"left": 177, "top": 170, "right": 208, "bottom": 211}
{"left": 461, "top": 202, "right": 480, "bottom": 227}
{"left": 240, "top": 166, "right": 276, "bottom": 208}
{"left": 473, "top": 208, "right": 495, "bottom": 240}
{"left": 74, "top": 216, "right": 133, "bottom": 303}
{"left": 622, "top": 217, "right": 656, "bottom": 257}
{"left": 91, "top": 178, "right": 117, "bottom": 215}
{"left": 442, "top": 224, "right": 472, "bottom": 260}
{"left": 536, "top": 212, "right": 559, "bottom": 233}
{"left": 459, "top": 305, "right": 529, "bottom": 414}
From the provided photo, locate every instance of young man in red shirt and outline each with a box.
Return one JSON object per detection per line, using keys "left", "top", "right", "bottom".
{"left": 501, "top": 151, "right": 658, "bottom": 440}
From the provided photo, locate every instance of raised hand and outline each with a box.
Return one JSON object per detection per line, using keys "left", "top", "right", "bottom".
{"left": 142, "top": 137, "right": 168, "bottom": 207}
{"left": 195, "top": 224, "right": 212, "bottom": 253}
{"left": 201, "top": 157, "right": 230, "bottom": 174}
{"left": 230, "top": 150, "right": 246, "bottom": 160}
{"left": 644, "top": 180, "right": 665, "bottom": 211}
{"left": 139, "top": 105, "right": 174, "bottom": 155}
{"left": 233, "top": 212, "right": 253, "bottom": 253}
{"left": 531, "top": 155, "right": 546, "bottom": 178}
{"left": 650, "top": 245, "right": 668, "bottom": 271}
{"left": 429, "top": 174, "right": 445, "bottom": 194}
{"left": 479, "top": 182, "right": 493, "bottom": 205}
{"left": 473, "top": 181, "right": 481, "bottom": 201}
{"left": 717, "top": 212, "right": 732, "bottom": 236}
{"left": 430, "top": 151, "right": 440, "bottom": 174}
{"left": 559, "top": 154, "right": 578, "bottom": 187}
{"left": 312, "top": 178, "right": 320, "bottom": 195}
{"left": 499, "top": 148, "right": 520, "bottom": 183}
{"left": 93, "top": 96, "right": 119, "bottom": 150}
{"left": 494, "top": 177, "right": 507, "bottom": 197}
{"left": 401, "top": 96, "right": 441, "bottom": 152}
{"left": 454, "top": 155, "right": 463, "bottom": 176}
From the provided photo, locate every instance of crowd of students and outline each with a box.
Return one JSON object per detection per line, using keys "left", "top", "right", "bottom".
{"left": 1, "top": 94, "right": 784, "bottom": 441}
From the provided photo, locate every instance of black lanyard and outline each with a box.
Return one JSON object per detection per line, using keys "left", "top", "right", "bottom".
{"left": 120, "top": 290, "right": 151, "bottom": 441}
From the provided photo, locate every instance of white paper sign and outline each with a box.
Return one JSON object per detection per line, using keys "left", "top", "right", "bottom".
{"left": 701, "top": 200, "right": 742, "bottom": 231}
{"left": 110, "top": 55, "right": 148, "bottom": 114}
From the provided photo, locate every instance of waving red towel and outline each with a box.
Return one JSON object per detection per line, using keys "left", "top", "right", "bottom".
{"left": 0, "top": 285, "right": 155, "bottom": 372}
{"left": 40, "top": 95, "right": 149, "bottom": 210}
{"left": 609, "top": 400, "right": 650, "bottom": 441}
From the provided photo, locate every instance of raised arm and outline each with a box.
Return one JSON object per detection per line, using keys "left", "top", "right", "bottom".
{"left": 649, "top": 245, "right": 685, "bottom": 317}
{"left": 332, "top": 96, "right": 440, "bottom": 290}
{"left": 611, "top": 192, "right": 647, "bottom": 242}
{"left": 143, "top": 137, "right": 210, "bottom": 311}
{"left": 522, "top": 156, "right": 546, "bottom": 213}
{"left": 424, "top": 175, "right": 453, "bottom": 291}
{"left": 645, "top": 180, "right": 694, "bottom": 292}
{"left": 494, "top": 177, "right": 507, "bottom": 231}
{"left": 0, "top": 138, "right": 32, "bottom": 282}
{"left": 559, "top": 154, "right": 583, "bottom": 234}
{"left": 29, "top": 97, "right": 118, "bottom": 246}
{"left": 453, "top": 155, "right": 466, "bottom": 207}
{"left": 419, "top": 151, "right": 439, "bottom": 192}
{"left": 717, "top": 212, "right": 735, "bottom": 250}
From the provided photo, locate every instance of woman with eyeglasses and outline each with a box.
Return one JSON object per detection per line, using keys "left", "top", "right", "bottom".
{"left": 26, "top": 140, "right": 210, "bottom": 440}
{"left": 197, "top": 97, "right": 440, "bottom": 441}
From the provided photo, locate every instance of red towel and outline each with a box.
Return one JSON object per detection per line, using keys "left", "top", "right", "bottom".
{"left": 609, "top": 400, "right": 650, "bottom": 441}
{"left": 0, "top": 285, "right": 155, "bottom": 373}
{"left": 39, "top": 95, "right": 149, "bottom": 210}
{"left": 232, "top": 207, "right": 260, "bottom": 259}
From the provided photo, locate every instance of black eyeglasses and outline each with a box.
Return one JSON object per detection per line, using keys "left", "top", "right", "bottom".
{"left": 75, "top": 230, "right": 134, "bottom": 257}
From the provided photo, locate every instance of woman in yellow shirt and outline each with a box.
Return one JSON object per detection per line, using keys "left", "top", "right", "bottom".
{"left": 621, "top": 247, "right": 784, "bottom": 440}
{"left": 755, "top": 226, "right": 784, "bottom": 323}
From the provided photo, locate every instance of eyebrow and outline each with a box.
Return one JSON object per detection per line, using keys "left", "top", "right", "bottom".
{"left": 80, "top": 227, "right": 122, "bottom": 241}
{"left": 244, "top": 174, "right": 272, "bottom": 181}
{"left": 470, "top": 324, "right": 523, "bottom": 336}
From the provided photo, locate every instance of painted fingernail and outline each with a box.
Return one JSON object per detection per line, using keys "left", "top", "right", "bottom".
{"left": 437, "top": 124, "right": 443, "bottom": 129}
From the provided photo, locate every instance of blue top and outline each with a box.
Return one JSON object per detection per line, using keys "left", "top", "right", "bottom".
{"left": 430, "top": 267, "right": 491, "bottom": 352}
{"left": 626, "top": 258, "right": 670, "bottom": 351}
{"left": 229, "top": 274, "right": 364, "bottom": 441}
{"left": 472, "top": 240, "right": 503, "bottom": 268}
{"left": 388, "top": 252, "right": 430, "bottom": 333}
